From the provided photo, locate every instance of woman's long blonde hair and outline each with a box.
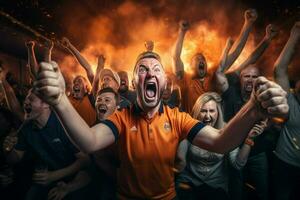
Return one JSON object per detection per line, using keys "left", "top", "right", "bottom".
{"left": 191, "top": 92, "right": 225, "bottom": 129}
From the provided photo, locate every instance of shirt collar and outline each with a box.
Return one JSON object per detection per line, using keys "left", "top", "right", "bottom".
{"left": 132, "top": 101, "right": 164, "bottom": 115}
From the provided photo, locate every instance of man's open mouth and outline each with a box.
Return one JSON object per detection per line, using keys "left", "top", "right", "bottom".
{"left": 98, "top": 106, "right": 107, "bottom": 114}
{"left": 73, "top": 87, "right": 80, "bottom": 93}
{"left": 245, "top": 83, "right": 253, "bottom": 91}
{"left": 24, "top": 106, "right": 32, "bottom": 114}
{"left": 145, "top": 81, "right": 157, "bottom": 99}
{"left": 198, "top": 62, "right": 205, "bottom": 70}
{"left": 121, "top": 81, "right": 126, "bottom": 85}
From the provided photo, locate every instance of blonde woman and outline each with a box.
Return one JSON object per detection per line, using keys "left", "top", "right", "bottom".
{"left": 176, "top": 92, "right": 267, "bottom": 200}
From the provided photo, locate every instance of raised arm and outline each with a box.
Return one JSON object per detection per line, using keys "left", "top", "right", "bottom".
{"left": 274, "top": 21, "right": 300, "bottom": 91}
{"left": 172, "top": 20, "right": 190, "bottom": 80}
{"left": 215, "top": 38, "right": 234, "bottom": 93}
{"left": 35, "top": 62, "right": 115, "bottom": 153}
{"left": 43, "top": 40, "right": 54, "bottom": 63}
{"left": 229, "top": 119, "right": 268, "bottom": 169}
{"left": 232, "top": 24, "right": 278, "bottom": 73}
{"left": 61, "top": 37, "right": 94, "bottom": 84}
{"left": 32, "top": 152, "right": 90, "bottom": 185}
{"left": 25, "top": 41, "right": 39, "bottom": 79}
{"left": 91, "top": 55, "right": 105, "bottom": 97}
{"left": 0, "top": 69, "right": 23, "bottom": 120}
{"left": 224, "top": 9, "right": 258, "bottom": 68}
{"left": 192, "top": 77, "right": 288, "bottom": 154}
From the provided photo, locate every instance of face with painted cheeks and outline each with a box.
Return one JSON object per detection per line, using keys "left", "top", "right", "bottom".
{"left": 134, "top": 58, "right": 166, "bottom": 109}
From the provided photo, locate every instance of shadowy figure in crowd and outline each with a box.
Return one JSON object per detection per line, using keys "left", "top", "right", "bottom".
{"left": 273, "top": 21, "right": 300, "bottom": 200}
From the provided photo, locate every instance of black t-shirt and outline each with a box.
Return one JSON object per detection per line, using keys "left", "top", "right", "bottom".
{"left": 222, "top": 81, "right": 244, "bottom": 122}
{"left": 15, "top": 111, "right": 79, "bottom": 171}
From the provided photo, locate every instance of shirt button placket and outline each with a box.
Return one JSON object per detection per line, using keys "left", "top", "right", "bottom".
{"left": 148, "top": 124, "right": 154, "bottom": 141}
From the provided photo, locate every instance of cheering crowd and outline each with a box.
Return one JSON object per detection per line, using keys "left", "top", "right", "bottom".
{"left": 0, "top": 9, "right": 299, "bottom": 200}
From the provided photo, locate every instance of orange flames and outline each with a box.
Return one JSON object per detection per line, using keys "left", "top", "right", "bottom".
{"left": 59, "top": 1, "right": 256, "bottom": 86}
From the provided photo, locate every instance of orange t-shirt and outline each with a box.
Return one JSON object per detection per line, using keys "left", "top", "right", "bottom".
{"left": 69, "top": 95, "right": 96, "bottom": 127}
{"left": 178, "top": 73, "right": 211, "bottom": 114}
{"left": 102, "top": 103, "right": 205, "bottom": 199}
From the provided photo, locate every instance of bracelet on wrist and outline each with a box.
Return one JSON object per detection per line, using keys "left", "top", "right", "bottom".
{"left": 245, "top": 138, "right": 254, "bottom": 146}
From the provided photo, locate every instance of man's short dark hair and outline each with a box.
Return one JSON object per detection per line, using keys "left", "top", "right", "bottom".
{"left": 97, "top": 87, "right": 120, "bottom": 104}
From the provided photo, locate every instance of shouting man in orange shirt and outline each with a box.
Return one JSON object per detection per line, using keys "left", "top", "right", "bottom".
{"left": 34, "top": 50, "right": 288, "bottom": 199}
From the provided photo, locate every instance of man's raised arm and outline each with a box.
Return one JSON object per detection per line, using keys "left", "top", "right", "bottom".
{"left": 91, "top": 55, "right": 105, "bottom": 97}
{"left": 34, "top": 61, "right": 115, "bottom": 153}
{"left": 215, "top": 38, "right": 234, "bottom": 93}
{"left": 172, "top": 20, "right": 190, "bottom": 80}
{"left": 224, "top": 9, "right": 258, "bottom": 68}
{"left": 61, "top": 37, "right": 94, "bottom": 85}
{"left": 25, "top": 41, "right": 39, "bottom": 79}
{"left": 232, "top": 24, "right": 278, "bottom": 73}
{"left": 43, "top": 40, "right": 54, "bottom": 63}
{"left": 274, "top": 21, "right": 300, "bottom": 91}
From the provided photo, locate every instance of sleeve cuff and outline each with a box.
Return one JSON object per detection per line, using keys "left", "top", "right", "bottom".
{"left": 187, "top": 122, "right": 205, "bottom": 143}
{"left": 101, "top": 120, "right": 119, "bottom": 141}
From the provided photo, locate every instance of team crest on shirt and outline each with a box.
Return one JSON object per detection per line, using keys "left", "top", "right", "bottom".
{"left": 164, "top": 122, "right": 171, "bottom": 132}
{"left": 130, "top": 125, "right": 137, "bottom": 132}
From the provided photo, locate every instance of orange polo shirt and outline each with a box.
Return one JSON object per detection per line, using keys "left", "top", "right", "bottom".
{"left": 102, "top": 102, "right": 205, "bottom": 199}
{"left": 178, "top": 73, "right": 211, "bottom": 114}
{"left": 69, "top": 94, "right": 96, "bottom": 127}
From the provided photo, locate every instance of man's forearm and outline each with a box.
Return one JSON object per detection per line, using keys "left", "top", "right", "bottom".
{"left": 68, "top": 44, "right": 94, "bottom": 84}
{"left": 51, "top": 156, "right": 89, "bottom": 182}
{"left": 27, "top": 47, "right": 39, "bottom": 79}
{"left": 55, "top": 95, "right": 98, "bottom": 153}
{"left": 172, "top": 30, "right": 186, "bottom": 77}
{"left": 219, "top": 100, "right": 259, "bottom": 150}
{"left": 274, "top": 35, "right": 299, "bottom": 75}
{"left": 226, "top": 22, "right": 253, "bottom": 67}
{"left": 235, "top": 36, "right": 271, "bottom": 73}
{"left": 193, "top": 100, "right": 259, "bottom": 154}
{"left": 65, "top": 171, "right": 91, "bottom": 194}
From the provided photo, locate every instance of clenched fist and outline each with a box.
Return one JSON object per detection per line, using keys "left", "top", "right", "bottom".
{"left": 251, "top": 77, "right": 289, "bottom": 118}
{"left": 179, "top": 20, "right": 190, "bottom": 32}
{"left": 34, "top": 61, "right": 66, "bottom": 106}
{"left": 25, "top": 41, "right": 35, "bottom": 48}
{"left": 144, "top": 40, "right": 154, "bottom": 52}
{"left": 265, "top": 24, "right": 278, "bottom": 41}
{"left": 61, "top": 37, "right": 71, "bottom": 48}
{"left": 244, "top": 9, "right": 258, "bottom": 24}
